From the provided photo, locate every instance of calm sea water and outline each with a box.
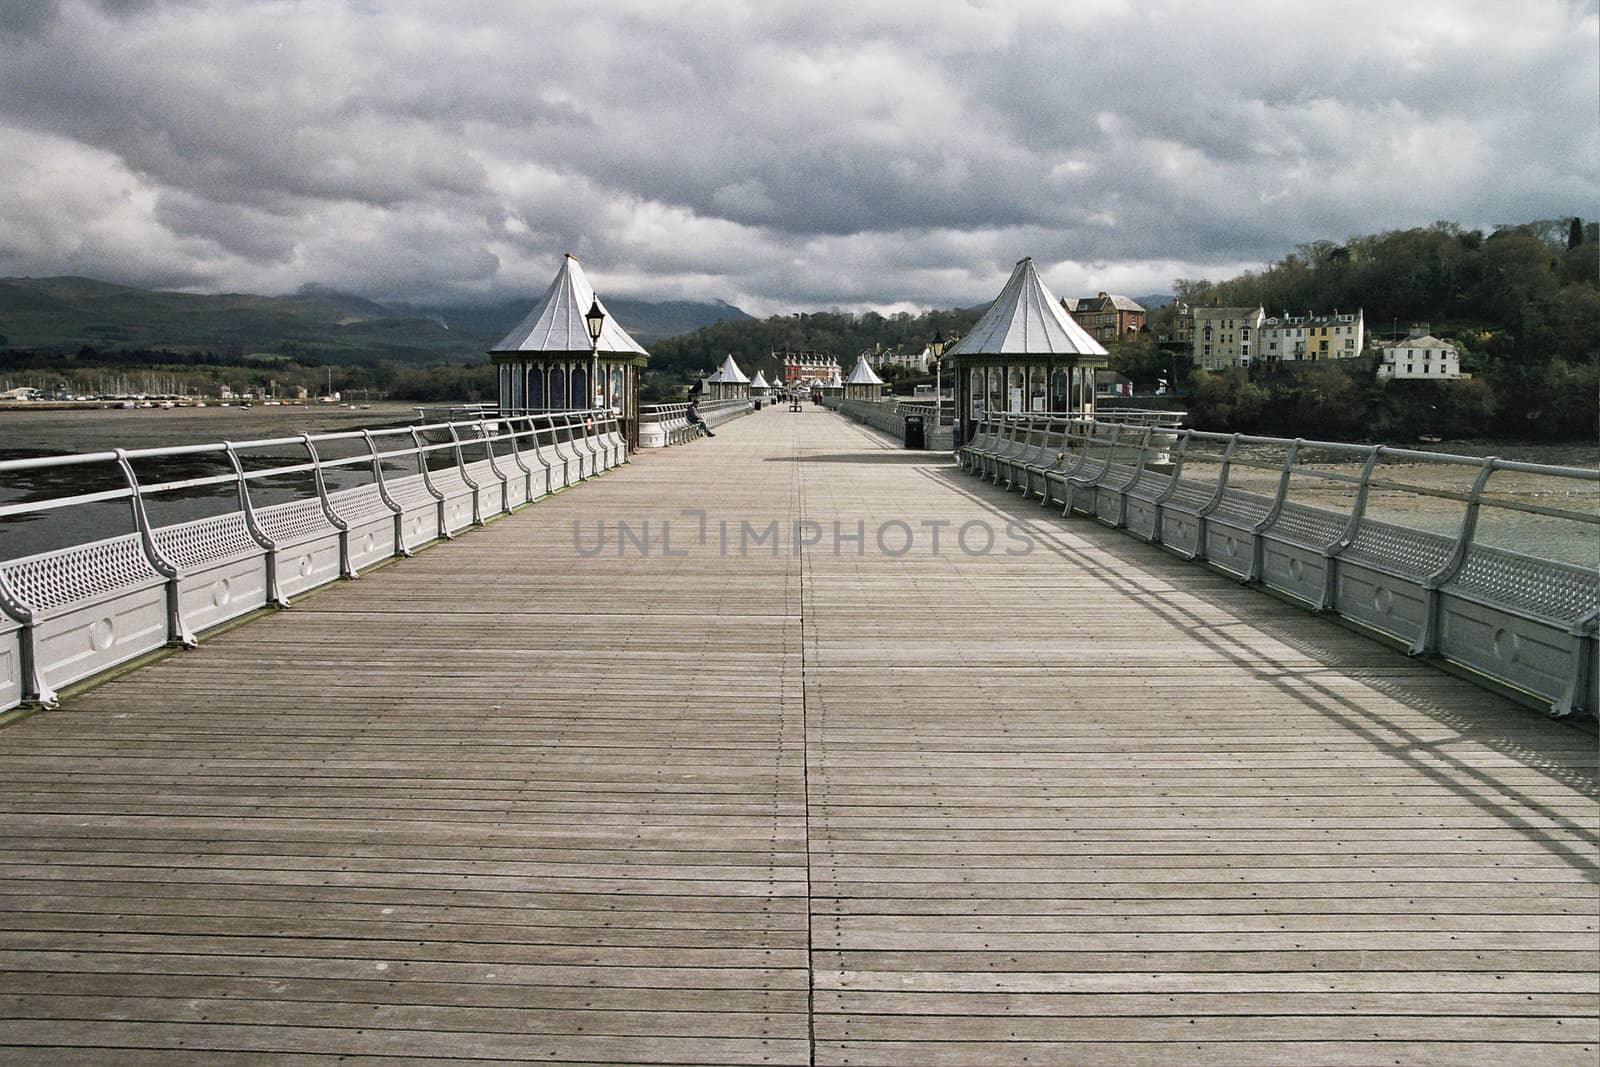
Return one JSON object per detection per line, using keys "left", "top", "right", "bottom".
{"left": 0, "top": 403, "right": 424, "bottom": 561}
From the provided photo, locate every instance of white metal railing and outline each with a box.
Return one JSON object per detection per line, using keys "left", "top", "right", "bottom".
{"left": 638, "top": 398, "right": 752, "bottom": 447}
{"left": 0, "top": 409, "right": 626, "bottom": 711}
{"left": 960, "top": 412, "right": 1600, "bottom": 719}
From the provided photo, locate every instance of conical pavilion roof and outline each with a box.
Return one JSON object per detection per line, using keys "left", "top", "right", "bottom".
{"left": 826, "top": 371, "right": 843, "bottom": 388}
{"left": 845, "top": 354, "right": 884, "bottom": 385}
{"left": 750, "top": 370, "right": 769, "bottom": 389}
{"left": 945, "top": 257, "right": 1107, "bottom": 357}
{"left": 715, "top": 353, "right": 749, "bottom": 384}
{"left": 491, "top": 254, "right": 650, "bottom": 357}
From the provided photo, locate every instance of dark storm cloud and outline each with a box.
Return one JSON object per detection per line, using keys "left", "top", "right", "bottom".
{"left": 0, "top": 0, "right": 1593, "bottom": 313}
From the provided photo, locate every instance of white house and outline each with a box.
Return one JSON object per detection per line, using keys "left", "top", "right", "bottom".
{"left": 1378, "top": 326, "right": 1461, "bottom": 380}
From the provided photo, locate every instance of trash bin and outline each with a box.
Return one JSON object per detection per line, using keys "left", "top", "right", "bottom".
{"left": 902, "top": 414, "right": 926, "bottom": 450}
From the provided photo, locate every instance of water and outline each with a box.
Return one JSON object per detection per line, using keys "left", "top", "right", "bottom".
{"left": 0, "top": 403, "right": 426, "bottom": 562}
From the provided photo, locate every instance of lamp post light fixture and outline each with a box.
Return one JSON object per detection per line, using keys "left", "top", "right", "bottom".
{"left": 584, "top": 298, "right": 606, "bottom": 412}
{"left": 930, "top": 330, "right": 945, "bottom": 428}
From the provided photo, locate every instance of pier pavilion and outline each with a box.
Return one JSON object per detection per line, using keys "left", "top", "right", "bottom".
{"left": 842, "top": 353, "right": 884, "bottom": 400}
{"left": 945, "top": 256, "right": 1110, "bottom": 442}
{"left": 491, "top": 254, "right": 650, "bottom": 447}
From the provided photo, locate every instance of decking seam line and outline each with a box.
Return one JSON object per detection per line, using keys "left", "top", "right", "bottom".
{"left": 797, "top": 420, "right": 818, "bottom": 1067}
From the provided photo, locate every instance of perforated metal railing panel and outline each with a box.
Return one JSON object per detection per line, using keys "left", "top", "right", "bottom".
{"left": 1446, "top": 544, "right": 1599, "bottom": 624}
{"left": 1340, "top": 518, "right": 1456, "bottom": 576}
{"left": 1268, "top": 501, "right": 1349, "bottom": 546}
{"left": 2, "top": 533, "right": 162, "bottom": 613}
{"left": 326, "top": 483, "right": 392, "bottom": 522}
{"left": 153, "top": 512, "right": 261, "bottom": 570}
{"left": 1164, "top": 481, "right": 1216, "bottom": 511}
{"left": 1127, "top": 470, "right": 1173, "bottom": 500}
{"left": 254, "top": 497, "right": 335, "bottom": 544}
{"left": 1210, "top": 487, "right": 1276, "bottom": 525}
{"left": 384, "top": 477, "right": 437, "bottom": 509}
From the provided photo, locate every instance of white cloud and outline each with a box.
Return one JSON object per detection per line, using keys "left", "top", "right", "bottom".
{"left": 0, "top": 0, "right": 1592, "bottom": 314}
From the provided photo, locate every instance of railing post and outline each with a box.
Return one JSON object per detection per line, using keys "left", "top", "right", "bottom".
{"left": 549, "top": 414, "right": 578, "bottom": 485}
{"left": 446, "top": 423, "right": 484, "bottom": 527}
{"left": 360, "top": 431, "right": 409, "bottom": 558}
{"left": 528, "top": 416, "right": 556, "bottom": 498}
{"left": 503, "top": 416, "right": 535, "bottom": 507}
{"left": 0, "top": 546, "right": 51, "bottom": 708}
{"left": 1412, "top": 456, "right": 1499, "bottom": 656}
{"left": 412, "top": 427, "right": 449, "bottom": 540}
{"left": 301, "top": 434, "right": 353, "bottom": 578}
{"left": 1320, "top": 447, "right": 1383, "bottom": 612}
{"left": 477, "top": 419, "right": 512, "bottom": 516}
{"left": 115, "top": 448, "right": 194, "bottom": 649}
{"left": 225, "top": 442, "right": 287, "bottom": 604}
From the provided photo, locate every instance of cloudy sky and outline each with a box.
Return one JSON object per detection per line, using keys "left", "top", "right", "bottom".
{"left": 0, "top": 0, "right": 1595, "bottom": 315}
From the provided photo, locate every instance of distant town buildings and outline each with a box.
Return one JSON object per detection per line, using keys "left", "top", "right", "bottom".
{"left": 1260, "top": 310, "right": 1365, "bottom": 363}
{"left": 1193, "top": 306, "right": 1366, "bottom": 369}
{"left": 866, "top": 344, "right": 932, "bottom": 372}
{"left": 777, "top": 351, "right": 841, "bottom": 386}
{"left": 1154, "top": 299, "right": 1193, "bottom": 350}
{"left": 1193, "top": 306, "right": 1266, "bottom": 370}
{"left": 1377, "top": 325, "right": 1462, "bottom": 380}
{"left": 1063, "top": 292, "right": 1146, "bottom": 343}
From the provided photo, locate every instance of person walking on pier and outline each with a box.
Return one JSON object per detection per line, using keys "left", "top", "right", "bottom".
{"left": 686, "top": 400, "right": 715, "bottom": 437}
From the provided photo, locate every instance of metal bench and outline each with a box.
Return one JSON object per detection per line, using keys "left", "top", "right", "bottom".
{"left": 1437, "top": 544, "right": 1597, "bottom": 718}
{"left": 1093, "top": 426, "right": 1158, "bottom": 529}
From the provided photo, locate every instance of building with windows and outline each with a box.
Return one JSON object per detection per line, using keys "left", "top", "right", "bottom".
{"left": 1064, "top": 292, "right": 1147, "bottom": 343}
{"left": 778, "top": 351, "right": 841, "bottom": 386}
{"left": 1260, "top": 310, "right": 1365, "bottom": 363}
{"left": 1192, "top": 306, "right": 1265, "bottom": 370}
{"left": 868, "top": 344, "right": 932, "bottom": 372}
{"left": 1377, "top": 326, "right": 1461, "bottom": 380}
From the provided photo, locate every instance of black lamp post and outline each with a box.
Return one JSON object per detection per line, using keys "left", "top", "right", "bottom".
{"left": 585, "top": 298, "right": 606, "bottom": 411}
{"left": 930, "top": 330, "right": 946, "bottom": 426}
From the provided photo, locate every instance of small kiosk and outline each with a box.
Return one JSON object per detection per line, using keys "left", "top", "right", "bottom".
{"left": 943, "top": 257, "right": 1109, "bottom": 445}
{"left": 491, "top": 254, "right": 651, "bottom": 449}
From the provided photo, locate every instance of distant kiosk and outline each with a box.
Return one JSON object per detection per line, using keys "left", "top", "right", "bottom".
{"left": 490, "top": 254, "right": 651, "bottom": 449}
{"left": 943, "top": 257, "right": 1109, "bottom": 442}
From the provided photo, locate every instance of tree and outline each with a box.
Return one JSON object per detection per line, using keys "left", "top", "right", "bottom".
{"left": 1569, "top": 217, "right": 1584, "bottom": 250}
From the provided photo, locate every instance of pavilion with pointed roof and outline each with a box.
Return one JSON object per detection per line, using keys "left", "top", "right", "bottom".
{"left": 490, "top": 254, "right": 651, "bottom": 447}
{"left": 705, "top": 354, "right": 750, "bottom": 400}
{"left": 843, "top": 353, "right": 885, "bottom": 401}
{"left": 942, "top": 256, "right": 1109, "bottom": 441}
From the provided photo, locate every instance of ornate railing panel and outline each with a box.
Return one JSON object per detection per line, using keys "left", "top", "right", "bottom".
{"left": 960, "top": 413, "right": 1599, "bottom": 719}
{"left": 0, "top": 410, "right": 625, "bottom": 711}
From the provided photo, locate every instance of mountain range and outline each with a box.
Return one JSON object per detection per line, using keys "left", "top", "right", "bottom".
{"left": 0, "top": 276, "right": 753, "bottom": 364}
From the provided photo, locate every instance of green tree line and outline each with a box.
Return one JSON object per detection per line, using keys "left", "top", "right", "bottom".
{"left": 1154, "top": 219, "right": 1598, "bottom": 440}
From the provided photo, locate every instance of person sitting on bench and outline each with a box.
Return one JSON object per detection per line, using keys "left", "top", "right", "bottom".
{"left": 686, "top": 400, "right": 714, "bottom": 437}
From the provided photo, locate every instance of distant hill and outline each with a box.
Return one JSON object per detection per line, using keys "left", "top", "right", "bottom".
{"left": 0, "top": 276, "right": 753, "bottom": 364}
{"left": 1134, "top": 293, "right": 1175, "bottom": 309}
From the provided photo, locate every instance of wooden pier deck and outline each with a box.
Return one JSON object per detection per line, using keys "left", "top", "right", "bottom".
{"left": 1, "top": 408, "right": 1595, "bottom": 1065}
